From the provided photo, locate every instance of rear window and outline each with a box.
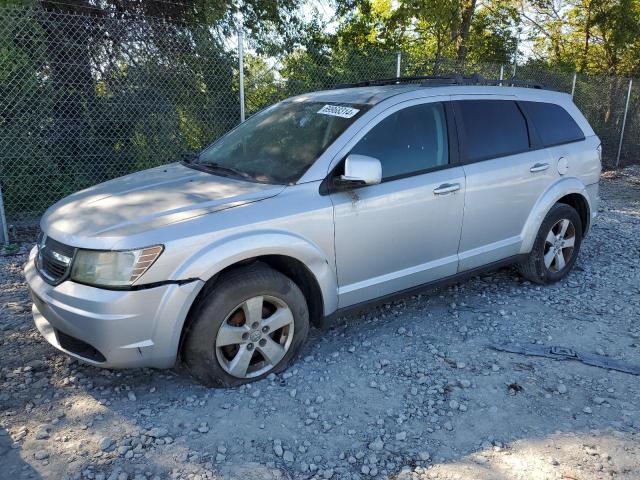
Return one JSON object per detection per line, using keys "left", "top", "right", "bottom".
{"left": 519, "top": 101, "right": 585, "bottom": 147}
{"left": 454, "top": 100, "right": 530, "bottom": 162}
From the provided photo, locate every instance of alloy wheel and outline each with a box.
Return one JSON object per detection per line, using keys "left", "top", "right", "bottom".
{"left": 215, "top": 295, "right": 295, "bottom": 378}
{"left": 543, "top": 218, "right": 576, "bottom": 273}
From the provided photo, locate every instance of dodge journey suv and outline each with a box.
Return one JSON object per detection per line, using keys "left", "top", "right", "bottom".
{"left": 26, "top": 76, "right": 601, "bottom": 387}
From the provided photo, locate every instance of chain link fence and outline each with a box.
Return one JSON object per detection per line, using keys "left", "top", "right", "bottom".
{"left": 1, "top": 4, "right": 638, "bottom": 242}
{"left": 1, "top": 4, "right": 240, "bottom": 241}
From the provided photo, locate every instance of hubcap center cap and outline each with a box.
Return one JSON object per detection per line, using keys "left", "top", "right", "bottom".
{"left": 250, "top": 330, "right": 262, "bottom": 342}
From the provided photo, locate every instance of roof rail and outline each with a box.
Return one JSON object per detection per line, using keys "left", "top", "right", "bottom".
{"left": 333, "top": 73, "right": 547, "bottom": 91}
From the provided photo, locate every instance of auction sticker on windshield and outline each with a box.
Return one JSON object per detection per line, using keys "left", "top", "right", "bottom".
{"left": 317, "top": 104, "right": 360, "bottom": 118}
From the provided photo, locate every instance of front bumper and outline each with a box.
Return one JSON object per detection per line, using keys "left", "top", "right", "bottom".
{"left": 25, "top": 249, "right": 203, "bottom": 368}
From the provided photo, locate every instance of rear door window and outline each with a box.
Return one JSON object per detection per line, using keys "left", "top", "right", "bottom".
{"left": 350, "top": 102, "right": 449, "bottom": 180}
{"left": 519, "top": 101, "right": 585, "bottom": 147}
{"left": 454, "top": 100, "right": 530, "bottom": 162}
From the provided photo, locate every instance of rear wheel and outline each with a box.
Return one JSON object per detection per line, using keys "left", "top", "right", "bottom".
{"left": 182, "top": 264, "right": 309, "bottom": 387}
{"left": 518, "top": 203, "right": 583, "bottom": 284}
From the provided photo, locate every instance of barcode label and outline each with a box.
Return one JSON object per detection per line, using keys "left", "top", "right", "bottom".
{"left": 317, "top": 104, "right": 360, "bottom": 118}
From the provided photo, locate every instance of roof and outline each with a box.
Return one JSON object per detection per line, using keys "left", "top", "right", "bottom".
{"left": 289, "top": 75, "right": 557, "bottom": 106}
{"left": 291, "top": 84, "right": 422, "bottom": 106}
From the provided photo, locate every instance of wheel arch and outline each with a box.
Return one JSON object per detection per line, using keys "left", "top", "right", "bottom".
{"left": 520, "top": 178, "right": 592, "bottom": 254}
{"left": 173, "top": 231, "right": 337, "bottom": 358}
{"left": 188, "top": 254, "right": 326, "bottom": 327}
{"left": 555, "top": 192, "right": 591, "bottom": 236}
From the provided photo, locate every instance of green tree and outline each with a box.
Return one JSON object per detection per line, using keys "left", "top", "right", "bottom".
{"left": 523, "top": 0, "right": 640, "bottom": 76}
{"left": 331, "top": 0, "right": 519, "bottom": 74}
{"left": 0, "top": 0, "right": 307, "bottom": 217}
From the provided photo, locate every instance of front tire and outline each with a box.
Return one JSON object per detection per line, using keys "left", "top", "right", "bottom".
{"left": 518, "top": 203, "right": 583, "bottom": 284}
{"left": 182, "top": 264, "right": 309, "bottom": 387}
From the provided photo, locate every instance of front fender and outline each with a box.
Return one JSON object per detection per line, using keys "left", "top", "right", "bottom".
{"left": 173, "top": 230, "right": 338, "bottom": 315}
{"left": 520, "top": 177, "right": 592, "bottom": 254}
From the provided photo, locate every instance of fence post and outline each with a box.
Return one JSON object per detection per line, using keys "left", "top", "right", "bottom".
{"left": 570, "top": 73, "right": 577, "bottom": 97}
{"left": 237, "top": 23, "right": 245, "bottom": 123}
{"left": 616, "top": 78, "right": 633, "bottom": 168}
{"left": 512, "top": 35, "right": 519, "bottom": 78}
{"left": 0, "top": 185, "right": 8, "bottom": 245}
{"left": 396, "top": 52, "right": 401, "bottom": 78}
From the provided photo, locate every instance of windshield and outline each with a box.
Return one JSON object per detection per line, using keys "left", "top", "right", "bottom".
{"left": 191, "top": 100, "right": 370, "bottom": 184}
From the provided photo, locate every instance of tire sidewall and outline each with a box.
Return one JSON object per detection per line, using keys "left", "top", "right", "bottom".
{"left": 182, "top": 266, "right": 309, "bottom": 387}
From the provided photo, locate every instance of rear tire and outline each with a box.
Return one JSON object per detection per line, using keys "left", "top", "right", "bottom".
{"left": 182, "top": 264, "right": 309, "bottom": 387}
{"left": 518, "top": 203, "right": 583, "bottom": 284}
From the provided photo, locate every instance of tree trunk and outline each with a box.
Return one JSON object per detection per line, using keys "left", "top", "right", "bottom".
{"left": 580, "top": 1, "right": 592, "bottom": 73}
{"left": 456, "top": 0, "right": 477, "bottom": 64}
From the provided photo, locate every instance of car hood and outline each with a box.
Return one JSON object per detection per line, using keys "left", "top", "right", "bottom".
{"left": 42, "top": 162, "right": 285, "bottom": 246}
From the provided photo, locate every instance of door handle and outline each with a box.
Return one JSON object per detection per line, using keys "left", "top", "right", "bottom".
{"left": 433, "top": 183, "right": 461, "bottom": 195}
{"left": 530, "top": 162, "right": 550, "bottom": 173}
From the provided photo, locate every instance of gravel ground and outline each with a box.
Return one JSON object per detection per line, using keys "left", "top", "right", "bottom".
{"left": 1, "top": 167, "right": 639, "bottom": 480}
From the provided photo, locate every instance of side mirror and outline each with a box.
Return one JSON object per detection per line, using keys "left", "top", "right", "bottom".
{"left": 333, "top": 154, "right": 382, "bottom": 190}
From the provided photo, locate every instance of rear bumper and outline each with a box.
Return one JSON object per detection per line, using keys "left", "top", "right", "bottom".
{"left": 25, "top": 248, "right": 203, "bottom": 368}
{"left": 586, "top": 183, "right": 599, "bottom": 219}
{"left": 581, "top": 182, "right": 599, "bottom": 237}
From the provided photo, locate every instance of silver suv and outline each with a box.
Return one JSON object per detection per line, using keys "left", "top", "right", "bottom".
{"left": 25, "top": 79, "right": 602, "bottom": 387}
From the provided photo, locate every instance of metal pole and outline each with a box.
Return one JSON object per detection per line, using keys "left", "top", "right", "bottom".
{"left": 237, "top": 24, "right": 245, "bottom": 123}
{"left": 0, "top": 184, "right": 9, "bottom": 245}
{"left": 396, "top": 52, "right": 401, "bottom": 79}
{"left": 616, "top": 78, "right": 633, "bottom": 169}
{"left": 499, "top": 65, "right": 504, "bottom": 85}
{"left": 512, "top": 35, "right": 519, "bottom": 79}
{"left": 570, "top": 72, "right": 577, "bottom": 98}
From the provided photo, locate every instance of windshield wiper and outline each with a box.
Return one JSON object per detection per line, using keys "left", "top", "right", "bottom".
{"left": 180, "top": 152, "right": 200, "bottom": 163}
{"left": 195, "top": 161, "right": 256, "bottom": 182}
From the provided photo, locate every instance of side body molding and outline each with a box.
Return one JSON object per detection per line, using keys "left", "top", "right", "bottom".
{"left": 172, "top": 230, "right": 339, "bottom": 316}
{"left": 519, "top": 177, "right": 593, "bottom": 254}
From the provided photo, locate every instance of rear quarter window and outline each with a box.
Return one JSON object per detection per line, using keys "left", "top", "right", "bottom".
{"left": 519, "top": 101, "right": 585, "bottom": 147}
{"left": 454, "top": 100, "right": 530, "bottom": 163}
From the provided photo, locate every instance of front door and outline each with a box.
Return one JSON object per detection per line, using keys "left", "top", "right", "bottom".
{"left": 330, "top": 100, "right": 466, "bottom": 307}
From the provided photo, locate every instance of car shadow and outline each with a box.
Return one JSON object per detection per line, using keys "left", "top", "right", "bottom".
{"left": 0, "top": 426, "right": 42, "bottom": 479}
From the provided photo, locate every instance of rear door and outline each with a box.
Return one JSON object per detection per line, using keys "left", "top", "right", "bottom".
{"left": 453, "top": 97, "right": 556, "bottom": 271}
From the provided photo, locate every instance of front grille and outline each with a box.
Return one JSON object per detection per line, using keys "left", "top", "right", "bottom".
{"left": 37, "top": 234, "right": 76, "bottom": 285}
{"left": 55, "top": 329, "right": 106, "bottom": 363}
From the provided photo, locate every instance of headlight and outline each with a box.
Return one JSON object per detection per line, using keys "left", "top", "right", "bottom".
{"left": 70, "top": 245, "right": 163, "bottom": 287}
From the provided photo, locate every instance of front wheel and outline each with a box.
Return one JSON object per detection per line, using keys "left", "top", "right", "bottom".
{"left": 518, "top": 203, "right": 583, "bottom": 284}
{"left": 182, "top": 264, "right": 309, "bottom": 387}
